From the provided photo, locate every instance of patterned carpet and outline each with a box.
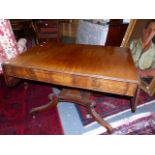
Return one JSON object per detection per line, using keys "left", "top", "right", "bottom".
{"left": 1, "top": 73, "right": 155, "bottom": 135}
{"left": 57, "top": 89, "right": 155, "bottom": 135}
{"left": 76, "top": 91, "right": 155, "bottom": 127}
{"left": 0, "top": 76, "right": 64, "bottom": 135}
{"left": 102, "top": 114, "right": 155, "bottom": 135}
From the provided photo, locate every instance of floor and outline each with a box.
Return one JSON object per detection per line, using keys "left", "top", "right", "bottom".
{"left": 57, "top": 100, "right": 155, "bottom": 135}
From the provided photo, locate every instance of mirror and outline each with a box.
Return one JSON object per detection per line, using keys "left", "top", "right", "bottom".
{"left": 121, "top": 19, "right": 155, "bottom": 96}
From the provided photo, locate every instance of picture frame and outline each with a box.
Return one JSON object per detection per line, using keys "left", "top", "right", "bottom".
{"left": 120, "top": 19, "right": 152, "bottom": 47}
{"left": 121, "top": 19, "right": 155, "bottom": 96}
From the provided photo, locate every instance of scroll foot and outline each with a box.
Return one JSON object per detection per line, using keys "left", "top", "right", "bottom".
{"left": 88, "top": 103, "right": 113, "bottom": 134}
{"left": 30, "top": 95, "right": 58, "bottom": 114}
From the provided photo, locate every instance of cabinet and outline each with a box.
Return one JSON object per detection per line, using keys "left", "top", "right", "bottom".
{"left": 106, "top": 20, "right": 129, "bottom": 46}
{"left": 33, "top": 20, "right": 60, "bottom": 44}
{"left": 59, "top": 20, "right": 79, "bottom": 38}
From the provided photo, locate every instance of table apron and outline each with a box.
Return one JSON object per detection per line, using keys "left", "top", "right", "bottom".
{"left": 4, "top": 65, "right": 138, "bottom": 97}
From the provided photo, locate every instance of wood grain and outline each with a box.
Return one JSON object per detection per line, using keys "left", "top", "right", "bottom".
{"left": 3, "top": 42, "right": 139, "bottom": 96}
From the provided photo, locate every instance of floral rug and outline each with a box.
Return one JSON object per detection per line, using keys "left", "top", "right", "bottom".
{"left": 101, "top": 114, "right": 155, "bottom": 135}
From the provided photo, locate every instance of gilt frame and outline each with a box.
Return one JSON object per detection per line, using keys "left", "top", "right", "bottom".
{"left": 120, "top": 19, "right": 137, "bottom": 47}
{"left": 121, "top": 19, "right": 155, "bottom": 96}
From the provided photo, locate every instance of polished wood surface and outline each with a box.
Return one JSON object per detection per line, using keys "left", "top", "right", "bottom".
{"left": 3, "top": 42, "right": 139, "bottom": 96}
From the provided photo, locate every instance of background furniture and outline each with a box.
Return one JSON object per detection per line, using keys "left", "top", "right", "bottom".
{"left": 10, "top": 19, "right": 129, "bottom": 47}
{"left": 106, "top": 20, "right": 128, "bottom": 46}
{"left": 59, "top": 20, "right": 79, "bottom": 38}
{"left": 76, "top": 20, "right": 109, "bottom": 46}
{"left": 141, "top": 78, "right": 155, "bottom": 96}
{"left": 32, "top": 20, "right": 60, "bottom": 44}
{"left": 10, "top": 20, "right": 34, "bottom": 39}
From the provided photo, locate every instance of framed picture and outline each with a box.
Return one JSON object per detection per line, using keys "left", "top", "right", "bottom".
{"left": 121, "top": 19, "right": 155, "bottom": 96}
{"left": 120, "top": 19, "right": 153, "bottom": 47}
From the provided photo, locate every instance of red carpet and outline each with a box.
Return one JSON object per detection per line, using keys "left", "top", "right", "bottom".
{"left": 76, "top": 90, "right": 155, "bottom": 126}
{"left": 0, "top": 76, "right": 64, "bottom": 135}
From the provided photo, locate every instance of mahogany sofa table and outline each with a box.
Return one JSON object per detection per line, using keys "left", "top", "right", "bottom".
{"left": 2, "top": 42, "right": 140, "bottom": 134}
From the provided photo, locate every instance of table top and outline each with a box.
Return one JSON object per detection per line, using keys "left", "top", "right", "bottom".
{"left": 3, "top": 42, "right": 139, "bottom": 96}
{"left": 6, "top": 42, "right": 139, "bottom": 83}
